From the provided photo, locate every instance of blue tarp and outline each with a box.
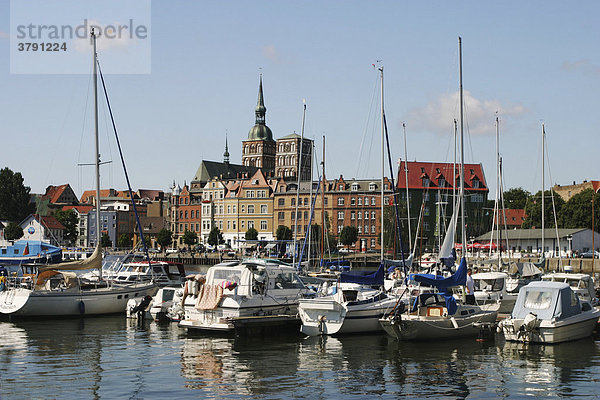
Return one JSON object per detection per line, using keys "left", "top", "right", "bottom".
{"left": 339, "top": 264, "right": 385, "bottom": 286}
{"left": 409, "top": 257, "right": 467, "bottom": 290}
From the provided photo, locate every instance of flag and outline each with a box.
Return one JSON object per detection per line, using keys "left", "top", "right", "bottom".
{"left": 23, "top": 243, "right": 29, "bottom": 256}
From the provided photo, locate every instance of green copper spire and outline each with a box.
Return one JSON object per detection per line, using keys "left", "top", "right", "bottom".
{"left": 224, "top": 131, "right": 230, "bottom": 164}
{"left": 248, "top": 74, "right": 273, "bottom": 141}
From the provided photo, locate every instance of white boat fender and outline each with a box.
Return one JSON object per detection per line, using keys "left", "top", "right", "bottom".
{"left": 450, "top": 316, "right": 459, "bottom": 329}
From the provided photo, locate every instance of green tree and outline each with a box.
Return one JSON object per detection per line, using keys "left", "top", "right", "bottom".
{"left": 558, "top": 189, "right": 600, "bottom": 230}
{"left": 381, "top": 205, "right": 411, "bottom": 256}
{"left": 0, "top": 167, "right": 35, "bottom": 222}
{"left": 4, "top": 222, "right": 24, "bottom": 241}
{"left": 156, "top": 228, "right": 172, "bottom": 250}
{"left": 183, "top": 230, "right": 198, "bottom": 247}
{"left": 522, "top": 190, "right": 565, "bottom": 229}
{"left": 208, "top": 227, "right": 224, "bottom": 247}
{"left": 275, "top": 225, "right": 292, "bottom": 241}
{"left": 117, "top": 233, "right": 132, "bottom": 248}
{"left": 245, "top": 227, "right": 258, "bottom": 241}
{"left": 100, "top": 232, "right": 112, "bottom": 248}
{"left": 54, "top": 209, "right": 78, "bottom": 246}
{"left": 503, "top": 187, "right": 531, "bottom": 210}
{"left": 339, "top": 225, "right": 358, "bottom": 250}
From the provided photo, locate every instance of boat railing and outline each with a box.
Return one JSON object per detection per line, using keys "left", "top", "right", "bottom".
{"left": 3, "top": 274, "right": 35, "bottom": 290}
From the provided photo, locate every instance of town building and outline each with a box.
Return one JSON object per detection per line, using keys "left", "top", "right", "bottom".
{"left": 396, "top": 160, "right": 489, "bottom": 252}
{"left": 494, "top": 208, "right": 526, "bottom": 229}
{"left": 35, "top": 184, "right": 79, "bottom": 216}
{"left": 475, "top": 228, "right": 600, "bottom": 256}
{"left": 553, "top": 180, "right": 600, "bottom": 202}
{"left": 19, "top": 214, "right": 65, "bottom": 247}
{"left": 62, "top": 205, "right": 94, "bottom": 248}
{"left": 170, "top": 182, "right": 203, "bottom": 248}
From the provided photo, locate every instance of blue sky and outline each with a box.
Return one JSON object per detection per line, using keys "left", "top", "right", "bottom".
{"left": 1, "top": 1, "right": 599, "bottom": 199}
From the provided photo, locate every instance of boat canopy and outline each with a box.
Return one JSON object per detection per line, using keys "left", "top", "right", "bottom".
{"left": 339, "top": 264, "right": 384, "bottom": 286}
{"left": 408, "top": 257, "right": 467, "bottom": 290}
{"left": 512, "top": 262, "right": 543, "bottom": 278}
{"left": 38, "top": 244, "right": 102, "bottom": 272}
{"left": 512, "top": 281, "right": 581, "bottom": 321}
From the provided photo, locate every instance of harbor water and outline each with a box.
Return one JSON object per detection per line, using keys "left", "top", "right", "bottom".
{"left": 1, "top": 316, "right": 599, "bottom": 399}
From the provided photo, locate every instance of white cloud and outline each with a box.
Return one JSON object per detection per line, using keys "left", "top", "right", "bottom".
{"left": 562, "top": 60, "right": 600, "bottom": 75}
{"left": 262, "top": 44, "right": 283, "bottom": 64}
{"left": 406, "top": 90, "right": 526, "bottom": 136}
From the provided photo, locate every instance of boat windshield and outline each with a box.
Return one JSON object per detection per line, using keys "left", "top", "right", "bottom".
{"left": 474, "top": 278, "right": 504, "bottom": 292}
{"left": 273, "top": 272, "right": 305, "bottom": 289}
{"left": 523, "top": 290, "right": 553, "bottom": 310}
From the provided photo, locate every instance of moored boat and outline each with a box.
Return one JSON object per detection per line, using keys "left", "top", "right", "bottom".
{"left": 498, "top": 281, "right": 600, "bottom": 344}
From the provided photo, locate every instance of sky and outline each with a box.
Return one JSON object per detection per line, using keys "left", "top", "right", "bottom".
{"left": 1, "top": 1, "right": 599, "bottom": 200}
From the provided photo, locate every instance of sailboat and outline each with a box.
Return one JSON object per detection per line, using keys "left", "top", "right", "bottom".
{"left": 0, "top": 29, "right": 157, "bottom": 317}
{"left": 379, "top": 37, "right": 498, "bottom": 340}
{"left": 298, "top": 65, "right": 405, "bottom": 336}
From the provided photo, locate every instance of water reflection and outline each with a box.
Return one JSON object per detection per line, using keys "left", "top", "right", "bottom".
{"left": 0, "top": 317, "right": 598, "bottom": 399}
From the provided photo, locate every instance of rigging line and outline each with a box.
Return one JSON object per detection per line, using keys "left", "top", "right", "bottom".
{"left": 97, "top": 60, "right": 151, "bottom": 265}
{"left": 77, "top": 61, "right": 94, "bottom": 196}
{"left": 383, "top": 113, "right": 405, "bottom": 262}
{"left": 355, "top": 74, "right": 380, "bottom": 178}
{"left": 99, "top": 86, "right": 114, "bottom": 188}
{"left": 544, "top": 133, "right": 562, "bottom": 262}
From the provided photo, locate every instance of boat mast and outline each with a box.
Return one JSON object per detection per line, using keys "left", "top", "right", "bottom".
{"left": 293, "top": 101, "right": 307, "bottom": 268}
{"left": 379, "top": 66, "right": 385, "bottom": 262}
{"left": 541, "top": 123, "right": 545, "bottom": 259}
{"left": 496, "top": 115, "right": 501, "bottom": 269}
{"left": 321, "top": 135, "right": 325, "bottom": 262}
{"left": 403, "top": 123, "right": 412, "bottom": 252}
{"left": 92, "top": 29, "right": 102, "bottom": 280}
{"left": 459, "top": 37, "right": 467, "bottom": 257}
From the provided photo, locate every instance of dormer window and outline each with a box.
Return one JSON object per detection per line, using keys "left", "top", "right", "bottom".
{"left": 439, "top": 178, "right": 446, "bottom": 187}
{"left": 352, "top": 183, "right": 359, "bottom": 191}
{"left": 369, "top": 183, "right": 376, "bottom": 191}
{"left": 339, "top": 184, "right": 344, "bottom": 190}
{"left": 472, "top": 179, "right": 480, "bottom": 189}
{"left": 423, "top": 178, "right": 430, "bottom": 188}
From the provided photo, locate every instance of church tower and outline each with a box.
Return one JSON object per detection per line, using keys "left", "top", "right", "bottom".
{"left": 241, "top": 75, "right": 276, "bottom": 175}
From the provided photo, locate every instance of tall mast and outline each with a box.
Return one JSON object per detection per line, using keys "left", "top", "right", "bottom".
{"left": 496, "top": 116, "right": 501, "bottom": 268}
{"left": 402, "top": 123, "right": 412, "bottom": 252}
{"left": 321, "top": 135, "right": 325, "bottom": 262}
{"left": 459, "top": 37, "right": 467, "bottom": 255}
{"left": 293, "top": 101, "right": 307, "bottom": 268}
{"left": 379, "top": 66, "right": 385, "bottom": 262}
{"left": 453, "top": 119, "right": 457, "bottom": 221}
{"left": 92, "top": 29, "right": 102, "bottom": 280}
{"left": 541, "top": 123, "right": 545, "bottom": 258}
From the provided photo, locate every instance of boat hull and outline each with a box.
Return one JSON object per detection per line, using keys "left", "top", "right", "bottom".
{"left": 299, "top": 296, "right": 398, "bottom": 336}
{"left": 0, "top": 283, "right": 157, "bottom": 317}
{"left": 380, "top": 310, "right": 498, "bottom": 340}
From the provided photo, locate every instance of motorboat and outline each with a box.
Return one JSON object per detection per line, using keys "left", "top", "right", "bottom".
{"left": 179, "top": 259, "right": 314, "bottom": 332}
{"left": 541, "top": 271, "right": 598, "bottom": 306}
{"left": 0, "top": 240, "right": 62, "bottom": 265}
{"left": 113, "top": 260, "right": 186, "bottom": 287}
{"left": 472, "top": 271, "right": 517, "bottom": 313}
{"left": 299, "top": 264, "right": 399, "bottom": 336}
{"left": 126, "top": 285, "right": 184, "bottom": 322}
{"left": 379, "top": 258, "right": 498, "bottom": 340}
{"left": 0, "top": 246, "right": 158, "bottom": 317}
{"left": 498, "top": 281, "right": 600, "bottom": 344}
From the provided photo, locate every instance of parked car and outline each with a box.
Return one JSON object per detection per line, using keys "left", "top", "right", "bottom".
{"left": 580, "top": 250, "right": 600, "bottom": 259}
{"left": 339, "top": 248, "right": 355, "bottom": 254}
{"left": 165, "top": 248, "right": 178, "bottom": 255}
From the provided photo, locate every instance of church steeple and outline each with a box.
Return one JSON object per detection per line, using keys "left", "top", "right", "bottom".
{"left": 255, "top": 74, "right": 266, "bottom": 125}
{"left": 224, "top": 132, "right": 230, "bottom": 164}
{"left": 247, "top": 74, "right": 273, "bottom": 141}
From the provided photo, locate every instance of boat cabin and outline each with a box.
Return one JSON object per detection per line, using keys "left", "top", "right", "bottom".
{"left": 541, "top": 273, "right": 597, "bottom": 305}
{"left": 511, "top": 281, "right": 591, "bottom": 322}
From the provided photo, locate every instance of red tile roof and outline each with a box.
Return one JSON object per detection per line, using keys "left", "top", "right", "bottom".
{"left": 396, "top": 161, "right": 487, "bottom": 191}
{"left": 62, "top": 205, "right": 94, "bottom": 214}
{"left": 495, "top": 209, "right": 526, "bottom": 227}
{"left": 33, "top": 214, "right": 65, "bottom": 230}
{"left": 42, "top": 184, "right": 70, "bottom": 203}
{"left": 80, "top": 189, "right": 114, "bottom": 204}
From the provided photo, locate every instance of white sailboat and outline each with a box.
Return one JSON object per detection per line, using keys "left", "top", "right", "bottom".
{"left": 379, "top": 37, "right": 498, "bottom": 340}
{"left": 0, "top": 29, "right": 157, "bottom": 317}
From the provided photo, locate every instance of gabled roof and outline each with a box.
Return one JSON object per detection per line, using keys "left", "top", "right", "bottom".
{"left": 192, "top": 160, "right": 259, "bottom": 186}
{"left": 397, "top": 160, "right": 488, "bottom": 191}
{"left": 80, "top": 189, "right": 114, "bottom": 204}
{"left": 42, "top": 184, "right": 78, "bottom": 204}
{"left": 137, "top": 189, "right": 164, "bottom": 201}
{"left": 494, "top": 209, "right": 526, "bottom": 226}
{"left": 21, "top": 214, "right": 65, "bottom": 230}
{"left": 62, "top": 205, "right": 94, "bottom": 215}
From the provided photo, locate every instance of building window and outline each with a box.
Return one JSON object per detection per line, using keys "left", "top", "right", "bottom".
{"left": 278, "top": 198, "right": 285, "bottom": 206}
{"left": 358, "top": 197, "right": 362, "bottom": 206}
{"left": 261, "top": 205, "right": 268, "bottom": 214}
{"left": 338, "top": 197, "right": 344, "bottom": 206}
{"left": 233, "top": 221, "right": 236, "bottom": 229}
{"left": 339, "top": 184, "right": 344, "bottom": 190}
{"left": 371, "top": 211, "right": 376, "bottom": 220}
{"left": 364, "top": 197, "right": 369, "bottom": 206}
{"left": 260, "top": 220, "right": 267, "bottom": 230}
{"left": 248, "top": 221, "right": 254, "bottom": 229}
{"left": 423, "top": 178, "right": 430, "bottom": 187}
{"left": 371, "top": 197, "right": 376, "bottom": 205}
{"left": 324, "top": 197, "right": 328, "bottom": 206}
{"left": 351, "top": 197, "right": 356, "bottom": 205}
{"left": 303, "top": 211, "right": 307, "bottom": 220}
{"left": 241, "top": 220, "right": 245, "bottom": 229}
{"left": 227, "top": 205, "right": 231, "bottom": 214}
{"left": 352, "top": 183, "right": 359, "bottom": 191}
{"left": 472, "top": 193, "right": 484, "bottom": 203}
{"left": 248, "top": 205, "right": 255, "bottom": 214}
{"left": 351, "top": 211, "right": 355, "bottom": 220}
{"left": 278, "top": 212, "right": 285, "bottom": 220}
{"left": 227, "top": 221, "right": 231, "bottom": 230}
{"left": 291, "top": 198, "right": 296, "bottom": 206}
{"left": 423, "top": 222, "right": 430, "bottom": 231}
{"left": 370, "top": 239, "right": 376, "bottom": 247}
{"left": 371, "top": 225, "right": 376, "bottom": 233}
{"left": 338, "top": 211, "right": 344, "bottom": 220}
{"left": 338, "top": 225, "right": 343, "bottom": 233}
{"left": 358, "top": 211, "right": 362, "bottom": 220}
{"left": 369, "top": 183, "right": 376, "bottom": 191}
{"left": 358, "top": 225, "right": 362, "bottom": 234}
{"left": 233, "top": 205, "right": 236, "bottom": 214}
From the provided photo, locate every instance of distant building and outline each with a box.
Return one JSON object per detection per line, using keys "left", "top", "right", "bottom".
{"left": 62, "top": 205, "right": 94, "bottom": 248}
{"left": 19, "top": 214, "right": 65, "bottom": 247}
{"left": 553, "top": 180, "right": 600, "bottom": 202}
{"left": 494, "top": 208, "right": 526, "bottom": 229}
{"left": 396, "top": 160, "right": 489, "bottom": 252}
{"left": 476, "top": 228, "right": 600, "bottom": 256}
{"left": 35, "top": 184, "right": 79, "bottom": 216}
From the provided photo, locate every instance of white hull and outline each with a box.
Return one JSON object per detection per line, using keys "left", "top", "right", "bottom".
{"left": 181, "top": 299, "right": 299, "bottom": 331}
{"left": 298, "top": 295, "right": 397, "bottom": 336}
{"left": 500, "top": 313, "right": 600, "bottom": 344}
{"left": 0, "top": 283, "right": 157, "bottom": 317}
{"left": 380, "top": 310, "right": 498, "bottom": 340}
